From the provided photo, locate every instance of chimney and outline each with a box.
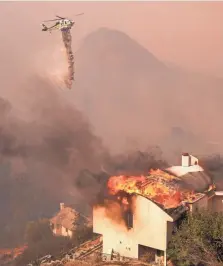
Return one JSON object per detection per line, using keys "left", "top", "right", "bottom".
{"left": 181, "top": 153, "right": 190, "bottom": 167}
{"left": 60, "top": 203, "right": 65, "bottom": 210}
{"left": 190, "top": 155, "right": 199, "bottom": 166}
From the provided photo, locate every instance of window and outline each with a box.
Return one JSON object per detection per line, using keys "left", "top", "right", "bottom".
{"left": 66, "top": 228, "right": 68, "bottom": 233}
{"left": 125, "top": 210, "right": 133, "bottom": 229}
{"left": 157, "top": 250, "right": 164, "bottom": 257}
{"left": 56, "top": 224, "right": 60, "bottom": 229}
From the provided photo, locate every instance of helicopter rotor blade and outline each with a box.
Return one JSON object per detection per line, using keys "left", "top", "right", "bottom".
{"left": 75, "top": 12, "right": 84, "bottom": 16}
{"left": 43, "top": 18, "right": 60, "bottom": 22}
{"left": 56, "top": 15, "right": 65, "bottom": 19}
{"left": 53, "top": 13, "right": 83, "bottom": 21}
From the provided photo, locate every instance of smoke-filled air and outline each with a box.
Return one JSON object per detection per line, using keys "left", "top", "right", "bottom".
{"left": 0, "top": 2, "right": 223, "bottom": 265}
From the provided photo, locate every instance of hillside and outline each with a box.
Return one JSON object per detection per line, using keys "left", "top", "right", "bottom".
{"left": 71, "top": 27, "right": 223, "bottom": 158}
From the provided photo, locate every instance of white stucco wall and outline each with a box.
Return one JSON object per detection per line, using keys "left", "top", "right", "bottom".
{"left": 52, "top": 224, "right": 73, "bottom": 238}
{"left": 93, "top": 195, "right": 173, "bottom": 259}
{"left": 61, "top": 226, "right": 73, "bottom": 237}
{"left": 212, "top": 194, "right": 223, "bottom": 212}
{"left": 189, "top": 192, "right": 223, "bottom": 214}
{"left": 188, "top": 195, "right": 209, "bottom": 213}
{"left": 133, "top": 195, "right": 173, "bottom": 251}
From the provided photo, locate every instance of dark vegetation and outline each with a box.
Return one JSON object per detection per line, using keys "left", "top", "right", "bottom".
{"left": 168, "top": 211, "right": 223, "bottom": 266}
{"left": 0, "top": 163, "right": 56, "bottom": 248}
{"left": 15, "top": 219, "right": 93, "bottom": 266}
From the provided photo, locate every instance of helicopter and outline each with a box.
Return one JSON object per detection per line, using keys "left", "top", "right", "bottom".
{"left": 41, "top": 13, "right": 84, "bottom": 33}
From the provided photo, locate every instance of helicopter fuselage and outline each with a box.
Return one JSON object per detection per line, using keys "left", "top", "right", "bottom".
{"left": 41, "top": 17, "right": 75, "bottom": 32}
{"left": 58, "top": 19, "right": 74, "bottom": 30}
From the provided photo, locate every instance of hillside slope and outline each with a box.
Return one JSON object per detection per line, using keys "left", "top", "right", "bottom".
{"left": 72, "top": 28, "right": 223, "bottom": 157}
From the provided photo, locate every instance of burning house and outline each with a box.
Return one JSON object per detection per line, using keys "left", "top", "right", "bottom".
{"left": 93, "top": 153, "right": 223, "bottom": 265}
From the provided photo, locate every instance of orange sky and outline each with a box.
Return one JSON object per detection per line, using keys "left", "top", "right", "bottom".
{"left": 2, "top": 1, "right": 221, "bottom": 77}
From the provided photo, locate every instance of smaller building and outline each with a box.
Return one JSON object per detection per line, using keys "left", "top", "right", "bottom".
{"left": 50, "top": 203, "right": 89, "bottom": 238}
{"left": 212, "top": 191, "right": 223, "bottom": 212}
{"left": 166, "top": 153, "right": 223, "bottom": 213}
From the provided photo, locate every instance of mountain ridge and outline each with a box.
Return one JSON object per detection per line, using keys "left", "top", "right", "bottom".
{"left": 72, "top": 27, "right": 223, "bottom": 156}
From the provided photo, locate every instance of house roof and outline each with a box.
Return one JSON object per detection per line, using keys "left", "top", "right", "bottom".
{"left": 108, "top": 168, "right": 215, "bottom": 215}
{"left": 215, "top": 191, "right": 223, "bottom": 196}
{"left": 134, "top": 192, "right": 188, "bottom": 221}
{"left": 139, "top": 169, "right": 214, "bottom": 216}
{"left": 166, "top": 165, "right": 204, "bottom": 176}
{"left": 165, "top": 167, "right": 213, "bottom": 193}
{"left": 50, "top": 206, "right": 89, "bottom": 231}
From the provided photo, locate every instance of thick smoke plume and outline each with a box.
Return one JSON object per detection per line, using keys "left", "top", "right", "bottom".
{"left": 0, "top": 71, "right": 168, "bottom": 248}
{"left": 200, "top": 154, "right": 223, "bottom": 190}
{"left": 61, "top": 30, "right": 74, "bottom": 89}
{"left": 76, "top": 148, "right": 169, "bottom": 208}
{"left": 0, "top": 76, "right": 108, "bottom": 247}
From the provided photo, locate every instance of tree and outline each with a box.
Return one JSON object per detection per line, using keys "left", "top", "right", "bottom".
{"left": 25, "top": 219, "right": 53, "bottom": 245}
{"left": 16, "top": 219, "right": 72, "bottom": 266}
{"left": 71, "top": 224, "right": 93, "bottom": 247}
{"left": 167, "top": 211, "right": 223, "bottom": 266}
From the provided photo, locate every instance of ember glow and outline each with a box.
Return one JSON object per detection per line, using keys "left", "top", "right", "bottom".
{"left": 107, "top": 169, "right": 206, "bottom": 209}
{"left": 0, "top": 245, "right": 27, "bottom": 259}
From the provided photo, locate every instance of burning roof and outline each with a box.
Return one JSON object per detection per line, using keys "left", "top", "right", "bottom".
{"left": 107, "top": 169, "right": 215, "bottom": 211}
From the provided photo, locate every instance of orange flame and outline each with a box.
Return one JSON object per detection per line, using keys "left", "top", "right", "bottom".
{"left": 107, "top": 169, "right": 203, "bottom": 209}
{"left": 0, "top": 245, "right": 27, "bottom": 259}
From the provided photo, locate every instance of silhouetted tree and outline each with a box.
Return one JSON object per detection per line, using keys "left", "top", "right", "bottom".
{"left": 168, "top": 211, "right": 223, "bottom": 266}
{"left": 25, "top": 219, "right": 53, "bottom": 245}
{"left": 16, "top": 219, "right": 72, "bottom": 266}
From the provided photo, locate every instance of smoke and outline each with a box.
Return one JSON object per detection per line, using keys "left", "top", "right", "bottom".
{"left": 75, "top": 148, "right": 168, "bottom": 200}
{"left": 0, "top": 75, "right": 109, "bottom": 247}
{"left": 94, "top": 191, "right": 136, "bottom": 231}
{"left": 200, "top": 155, "right": 223, "bottom": 190}
{"left": 61, "top": 30, "right": 75, "bottom": 89}
{"left": 0, "top": 70, "right": 168, "bottom": 248}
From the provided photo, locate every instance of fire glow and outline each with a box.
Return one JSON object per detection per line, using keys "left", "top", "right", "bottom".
{"left": 0, "top": 245, "right": 27, "bottom": 259}
{"left": 107, "top": 169, "right": 205, "bottom": 209}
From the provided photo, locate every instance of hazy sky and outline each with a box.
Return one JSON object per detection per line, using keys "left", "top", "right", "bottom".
{"left": 1, "top": 1, "right": 223, "bottom": 155}
{"left": 2, "top": 1, "right": 222, "bottom": 77}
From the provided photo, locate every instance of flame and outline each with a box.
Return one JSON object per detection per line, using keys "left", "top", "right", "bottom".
{"left": 122, "top": 197, "right": 129, "bottom": 205}
{"left": 108, "top": 175, "right": 146, "bottom": 195}
{"left": 107, "top": 169, "right": 207, "bottom": 209}
{"left": 207, "top": 183, "right": 216, "bottom": 192}
{"left": 0, "top": 245, "right": 27, "bottom": 259}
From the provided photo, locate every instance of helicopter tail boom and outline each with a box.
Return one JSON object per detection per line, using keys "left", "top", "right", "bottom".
{"left": 41, "top": 23, "right": 48, "bottom": 31}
